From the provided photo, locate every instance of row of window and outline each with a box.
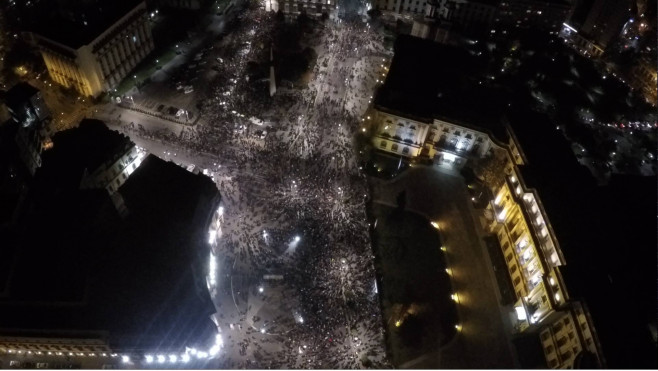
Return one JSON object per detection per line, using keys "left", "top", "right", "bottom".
{"left": 380, "top": 140, "right": 410, "bottom": 154}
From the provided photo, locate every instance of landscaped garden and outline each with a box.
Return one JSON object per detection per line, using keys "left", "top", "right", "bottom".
{"left": 370, "top": 202, "right": 458, "bottom": 365}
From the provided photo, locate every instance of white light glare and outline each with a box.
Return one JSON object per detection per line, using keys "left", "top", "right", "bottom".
{"left": 169, "top": 355, "right": 177, "bottom": 363}
{"left": 295, "top": 236, "right": 301, "bottom": 242}
{"left": 145, "top": 355, "right": 154, "bottom": 363}
{"left": 181, "top": 354, "right": 190, "bottom": 363}
{"left": 196, "top": 351, "right": 208, "bottom": 359}
{"left": 208, "top": 230, "right": 217, "bottom": 244}
{"left": 122, "top": 355, "right": 130, "bottom": 363}
{"left": 157, "top": 355, "right": 166, "bottom": 363}
{"left": 259, "top": 287, "right": 264, "bottom": 293}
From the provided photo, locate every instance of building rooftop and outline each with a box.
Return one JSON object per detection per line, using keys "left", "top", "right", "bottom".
{"left": 37, "top": 119, "right": 133, "bottom": 188}
{"left": 3, "top": 83, "right": 40, "bottom": 112}
{"left": 374, "top": 34, "right": 510, "bottom": 141}
{"left": 0, "top": 124, "right": 219, "bottom": 351}
{"left": 32, "top": 0, "right": 143, "bottom": 50}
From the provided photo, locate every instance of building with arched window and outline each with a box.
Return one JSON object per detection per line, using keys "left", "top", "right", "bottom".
{"left": 368, "top": 34, "right": 657, "bottom": 369}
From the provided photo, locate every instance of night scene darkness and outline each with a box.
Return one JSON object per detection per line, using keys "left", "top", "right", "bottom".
{"left": 0, "top": 0, "right": 656, "bottom": 369}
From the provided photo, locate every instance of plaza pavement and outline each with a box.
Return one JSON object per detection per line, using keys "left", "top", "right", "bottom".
{"left": 370, "top": 164, "right": 519, "bottom": 369}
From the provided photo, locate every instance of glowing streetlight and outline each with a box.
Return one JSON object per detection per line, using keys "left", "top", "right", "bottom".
{"left": 121, "top": 355, "right": 130, "bottom": 363}
{"left": 157, "top": 355, "right": 165, "bottom": 363}
{"left": 295, "top": 236, "right": 301, "bottom": 242}
{"left": 181, "top": 354, "right": 190, "bottom": 363}
{"left": 259, "top": 287, "right": 264, "bottom": 293}
{"left": 145, "top": 355, "right": 154, "bottom": 363}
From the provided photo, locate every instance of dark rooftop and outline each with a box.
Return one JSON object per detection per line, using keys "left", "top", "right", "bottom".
{"left": 0, "top": 124, "right": 220, "bottom": 351}
{"left": 32, "top": 0, "right": 142, "bottom": 49}
{"left": 34, "top": 119, "right": 132, "bottom": 192}
{"left": 374, "top": 34, "right": 509, "bottom": 141}
{"left": 3, "top": 83, "right": 40, "bottom": 111}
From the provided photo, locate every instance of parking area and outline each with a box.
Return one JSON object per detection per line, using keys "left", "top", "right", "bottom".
{"left": 112, "top": 2, "right": 244, "bottom": 126}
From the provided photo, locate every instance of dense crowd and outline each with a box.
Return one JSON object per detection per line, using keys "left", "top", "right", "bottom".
{"left": 121, "top": 3, "right": 393, "bottom": 368}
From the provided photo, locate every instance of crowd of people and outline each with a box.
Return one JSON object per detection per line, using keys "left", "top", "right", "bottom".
{"left": 119, "top": 2, "right": 393, "bottom": 368}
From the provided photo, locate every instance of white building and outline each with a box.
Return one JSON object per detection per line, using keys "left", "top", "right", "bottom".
{"left": 375, "top": 0, "right": 429, "bottom": 15}
{"left": 278, "top": 0, "right": 336, "bottom": 17}
{"left": 371, "top": 108, "right": 494, "bottom": 168}
{"left": 369, "top": 105, "right": 605, "bottom": 368}
{"left": 33, "top": 1, "right": 154, "bottom": 97}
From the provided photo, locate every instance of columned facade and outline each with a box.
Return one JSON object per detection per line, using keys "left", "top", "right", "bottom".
{"left": 484, "top": 135, "right": 604, "bottom": 369}
{"left": 280, "top": 0, "right": 336, "bottom": 17}
{"left": 369, "top": 106, "right": 605, "bottom": 368}
{"left": 371, "top": 109, "right": 493, "bottom": 168}
{"left": 35, "top": 1, "right": 154, "bottom": 97}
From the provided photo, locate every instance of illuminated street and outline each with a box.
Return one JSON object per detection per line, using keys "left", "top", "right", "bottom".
{"left": 87, "top": 0, "right": 395, "bottom": 367}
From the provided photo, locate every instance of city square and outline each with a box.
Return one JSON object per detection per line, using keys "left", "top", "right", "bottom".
{"left": 0, "top": 0, "right": 656, "bottom": 368}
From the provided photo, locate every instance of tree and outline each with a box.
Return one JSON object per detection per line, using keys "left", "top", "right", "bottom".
{"left": 474, "top": 149, "right": 508, "bottom": 190}
{"left": 275, "top": 9, "right": 285, "bottom": 22}
{"left": 398, "top": 315, "right": 425, "bottom": 348}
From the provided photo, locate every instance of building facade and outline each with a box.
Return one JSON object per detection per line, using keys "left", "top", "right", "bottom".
{"left": 375, "top": 0, "right": 430, "bottom": 16}
{"left": 433, "top": 0, "right": 498, "bottom": 34}
{"left": 79, "top": 142, "right": 147, "bottom": 194}
{"left": 371, "top": 109, "right": 494, "bottom": 168}
{"left": 0, "top": 336, "right": 119, "bottom": 369}
{"left": 34, "top": 1, "right": 154, "bottom": 97}
{"left": 485, "top": 154, "right": 603, "bottom": 368}
{"left": 279, "top": 0, "right": 336, "bottom": 17}
{"left": 369, "top": 107, "right": 605, "bottom": 368}
{"left": 629, "top": 57, "right": 657, "bottom": 105}
{"left": 560, "top": 26, "right": 605, "bottom": 57}
{"left": 495, "top": 0, "right": 572, "bottom": 33}
{"left": 3, "top": 83, "right": 53, "bottom": 175}
{"left": 579, "top": 0, "right": 629, "bottom": 49}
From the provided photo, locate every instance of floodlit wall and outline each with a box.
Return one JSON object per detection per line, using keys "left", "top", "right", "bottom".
{"left": 36, "top": 2, "right": 154, "bottom": 97}
{"left": 370, "top": 109, "right": 493, "bottom": 168}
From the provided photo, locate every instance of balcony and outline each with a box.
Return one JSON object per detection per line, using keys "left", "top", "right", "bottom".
{"left": 434, "top": 141, "right": 472, "bottom": 157}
